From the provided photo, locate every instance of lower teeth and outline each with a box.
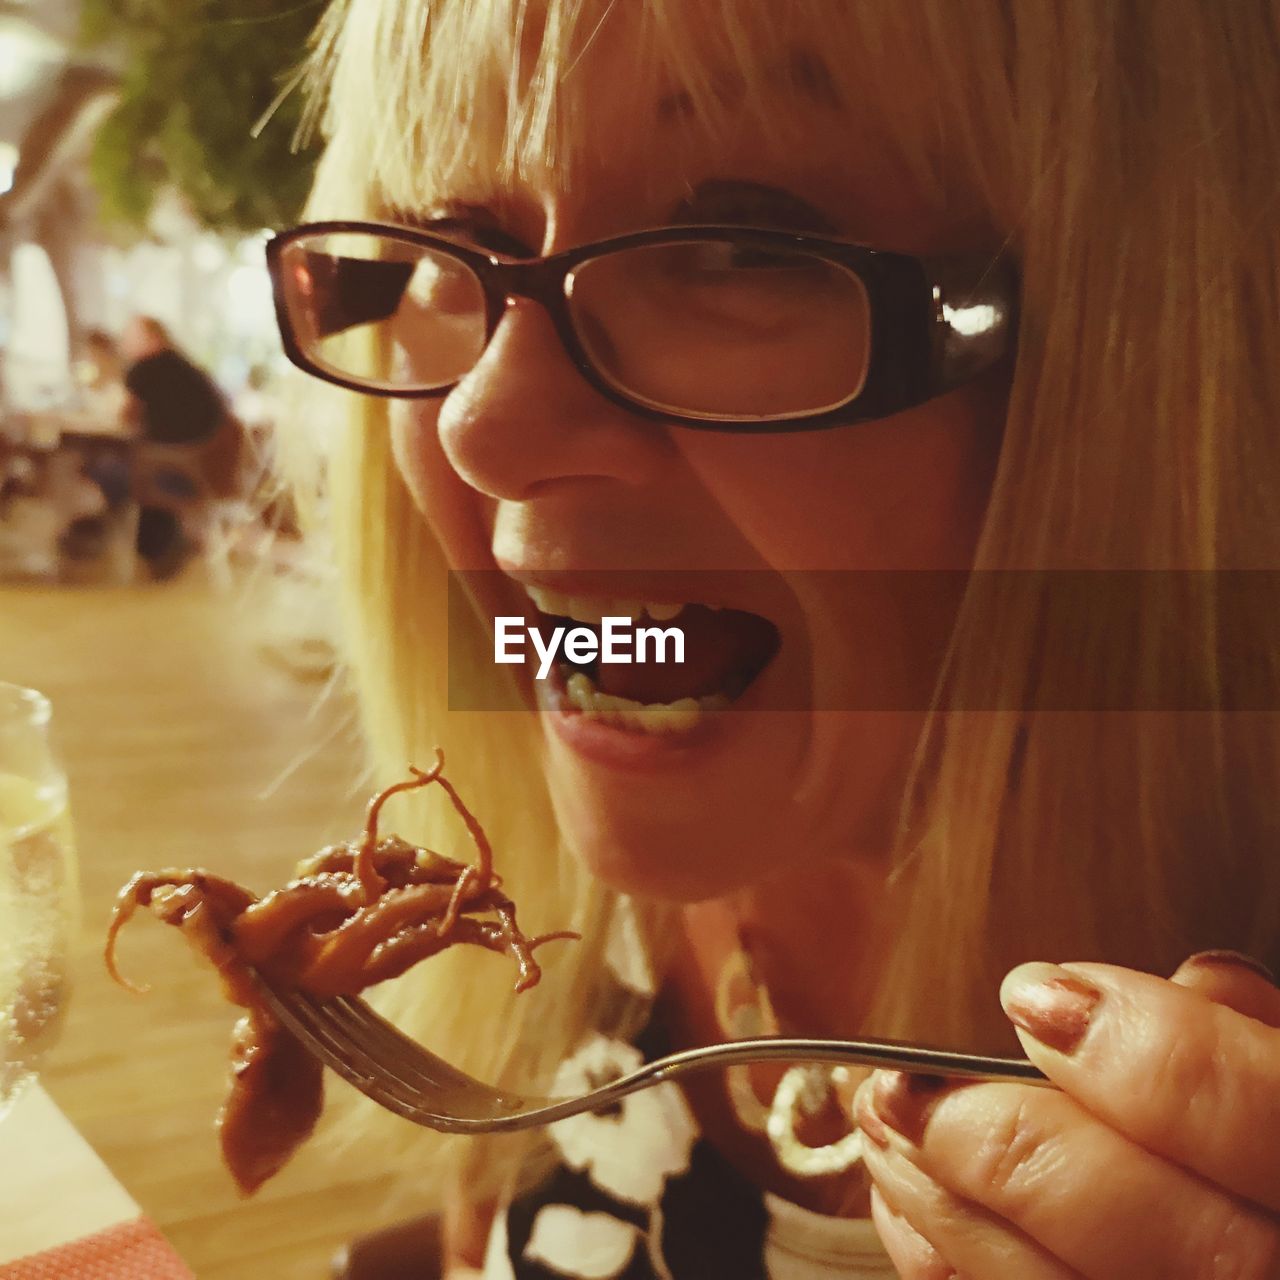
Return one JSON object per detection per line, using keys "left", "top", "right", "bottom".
{"left": 562, "top": 672, "right": 729, "bottom": 734}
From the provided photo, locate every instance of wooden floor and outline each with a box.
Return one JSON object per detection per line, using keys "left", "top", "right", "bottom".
{"left": 2, "top": 567, "right": 413, "bottom": 1278}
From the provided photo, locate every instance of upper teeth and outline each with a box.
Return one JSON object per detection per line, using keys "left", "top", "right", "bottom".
{"left": 525, "top": 586, "right": 688, "bottom": 626}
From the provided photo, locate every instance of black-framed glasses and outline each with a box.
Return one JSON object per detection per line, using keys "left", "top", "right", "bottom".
{"left": 266, "top": 220, "right": 1016, "bottom": 433}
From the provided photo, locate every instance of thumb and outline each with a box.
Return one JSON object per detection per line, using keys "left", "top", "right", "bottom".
{"left": 1169, "top": 950, "right": 1280, "bottom": 1028}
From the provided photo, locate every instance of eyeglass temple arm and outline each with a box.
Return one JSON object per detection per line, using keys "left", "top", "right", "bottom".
{"left": 924, "top": 255, "right": 1019, "bottom": 393}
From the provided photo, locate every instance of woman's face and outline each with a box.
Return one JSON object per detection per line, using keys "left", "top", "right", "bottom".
{"left": 390, "top": 16, "right": 1008, "bottom": 902}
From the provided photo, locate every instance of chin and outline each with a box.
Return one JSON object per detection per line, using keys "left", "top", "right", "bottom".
{"left": 540, "top": 734, "right": 806, "bottom": 903}
{"left": 562, "top": 819, "right": 761, "bottom": 902}
{"left": 537, "top": 703, "right": 917, "bottom": 905}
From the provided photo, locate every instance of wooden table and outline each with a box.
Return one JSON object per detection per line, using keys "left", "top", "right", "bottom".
{"left": 0, "top": 1084, "right": 194, "bottom": 1276}
{"left": 2, "top": 573, "right": 404, "bottom": 1278}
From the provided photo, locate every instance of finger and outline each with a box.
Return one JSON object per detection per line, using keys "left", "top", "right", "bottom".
{"left": 1000, "top": 961, "right": 1280, "bottom": 1212}
{"left": 1169, "top": 951, "right": 1280, "bottom": 1027}
{"left": 859, "top": 1073, "right": 1280, "bottom": 1280}
{"left": 869, "top": 1186, "right": 957, "bottom": 1280}
{"left": 859, "top": 1119, "right": 1080, "bottom": 1280}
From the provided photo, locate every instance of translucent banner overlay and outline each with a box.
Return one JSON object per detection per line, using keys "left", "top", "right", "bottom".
{"left": 447, "top": 570, "right": 1280, "bottom": 712}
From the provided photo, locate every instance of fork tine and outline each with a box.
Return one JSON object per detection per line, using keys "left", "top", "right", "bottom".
{"left": 316, "top": 996, "right": 554, "bottom": 1125}
{"left": 305, "top": 998, "right": 468, "bottom": 1120}
{"left": 255, "top": 979, "right": 548, "bottom": 1131}
{"left": 258, "top": 987, "right": 381, "bottom": 1084}
{"left": 256, "top": 985, "right": 430, "bottom": 1117}
{"left": 326, "top": 996, "right": 492, "bottom": 1094}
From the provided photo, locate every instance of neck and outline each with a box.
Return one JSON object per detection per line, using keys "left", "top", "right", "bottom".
{"left": 683, "top": 852, "right": 893, "bottom": 1039}
{"left": 663, "top": 856, "right": 892, "bottom": 1217}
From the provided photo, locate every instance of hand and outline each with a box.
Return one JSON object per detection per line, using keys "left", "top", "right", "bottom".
{"left": 853, "top": 952, "right": 1280, "bottom": 1278}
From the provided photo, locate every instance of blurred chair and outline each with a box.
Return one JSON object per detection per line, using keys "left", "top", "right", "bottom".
{"left": 133, "top": 415, "right": 249, "bottom": 564}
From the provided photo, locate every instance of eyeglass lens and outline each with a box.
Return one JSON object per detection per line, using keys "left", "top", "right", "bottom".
{"left": 278, "top": 231, "right": 872, "bottom": 420}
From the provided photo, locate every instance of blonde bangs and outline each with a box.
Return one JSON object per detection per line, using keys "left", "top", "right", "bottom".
{"left": 306, "top": 0, "right": 1031, "bottom": 228}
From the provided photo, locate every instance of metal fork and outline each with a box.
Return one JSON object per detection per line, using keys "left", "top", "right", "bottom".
{"left": 254, "top": 979, "right": 1050, "bottom": 1134}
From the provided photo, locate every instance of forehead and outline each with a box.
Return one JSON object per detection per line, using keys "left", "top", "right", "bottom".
{"left": 324, "top": 0, "right": 1002, "bottom": 242}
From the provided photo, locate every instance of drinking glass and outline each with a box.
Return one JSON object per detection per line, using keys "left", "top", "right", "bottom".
{"left": 0, "top": 683, "right": 77, "bottom": 1121}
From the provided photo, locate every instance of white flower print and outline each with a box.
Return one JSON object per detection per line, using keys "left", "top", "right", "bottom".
{"left": 549, "top": 1033, "right": 698, "bottom": 1205}
{"left": 522, "top": 1204, "right": 640, "bottom": 1278}
{"left": 482, "top": 1208, "right": 517, "bottom": 1280}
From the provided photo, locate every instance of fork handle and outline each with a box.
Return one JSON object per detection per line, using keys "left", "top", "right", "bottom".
{"left": 647, "top": 1036, "right": 1051, "bottom": 1086}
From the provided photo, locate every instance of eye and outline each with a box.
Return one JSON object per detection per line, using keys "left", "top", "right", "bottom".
{"left": 658, "top": 241, "right": 810, "bottom": 281}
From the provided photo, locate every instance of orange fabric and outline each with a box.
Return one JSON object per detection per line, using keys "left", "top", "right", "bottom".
{"left": 0, "top": 1217, "right": 193, "bottom": 1280}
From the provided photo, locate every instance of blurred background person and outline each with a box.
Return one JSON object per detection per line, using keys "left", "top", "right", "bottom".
{"left": 121, "top": 314, "right": 243, "bottom": 579}
{"left": 75, "top": 328, "right": 127, "bottom": 432}
{"left": 121, "top": 314, "right": 225, "bottom": 448}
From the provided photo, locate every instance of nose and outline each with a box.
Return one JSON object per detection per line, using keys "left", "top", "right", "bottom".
{"left": 434, "top": 299, "right": 672, "bottom": 501}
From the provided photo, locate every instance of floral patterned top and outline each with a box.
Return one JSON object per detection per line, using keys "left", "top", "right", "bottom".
{"left": 479, "top": 907, "right": 895, "bottom": 1280}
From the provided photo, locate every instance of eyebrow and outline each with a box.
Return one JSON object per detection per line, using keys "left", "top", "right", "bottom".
{"left": 670, "top": 180, "right": 840, "bottom": 234}
{"left": 656, "top": 48, "right": 841, "bottom": 122}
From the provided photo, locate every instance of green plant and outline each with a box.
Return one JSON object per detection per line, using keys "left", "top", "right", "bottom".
{"left": 81, "top": 0, "right": 326, "bottom": 232}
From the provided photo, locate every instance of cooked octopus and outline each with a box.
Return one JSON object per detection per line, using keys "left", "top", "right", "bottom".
{"left": 105, "top": 751, "right": 575, "bottom": 1193}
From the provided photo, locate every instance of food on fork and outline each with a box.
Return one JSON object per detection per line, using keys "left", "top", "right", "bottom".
{"left": 105, "top": 751, "right": 576, "bottom": 1193}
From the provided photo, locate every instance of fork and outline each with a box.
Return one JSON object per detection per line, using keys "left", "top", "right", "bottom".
{"left": 254, "top": 979, "right": 1050, "bottom": 1133}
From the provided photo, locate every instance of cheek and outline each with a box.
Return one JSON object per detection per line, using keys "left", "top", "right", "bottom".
{"left": 390, "top": 402, "right": 494, "bottom": 570}
{"left": 675, "top": 382, "right": 1005, "bottom": 571}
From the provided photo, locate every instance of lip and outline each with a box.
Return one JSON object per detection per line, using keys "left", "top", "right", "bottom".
{"left": 537, "top": 664, "right": 770, "bottom": 772}
{"left": 542, "top": 697, "right": 736, "bottom": 770}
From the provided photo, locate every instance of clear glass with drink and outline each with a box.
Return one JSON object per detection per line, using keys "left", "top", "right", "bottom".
{"left": 0, "top": 683, "right": 77, "bottom": 1121}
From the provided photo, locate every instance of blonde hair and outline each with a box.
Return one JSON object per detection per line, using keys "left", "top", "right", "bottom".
{"left": 282, "top": 0, "right": 1280, "bottom": 1207}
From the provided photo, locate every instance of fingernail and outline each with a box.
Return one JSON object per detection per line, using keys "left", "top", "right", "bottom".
{"left": 868, "top": 1071, "right": 951, "bottom": 1146}
{"left": 853, "top": 1078, "right": 891, "bottom": 1149}
{"left": 1182, "top": 949, "right": 1276, "bottom": 985}
{"left": 1001, "top": 962, "right": 1102, "bottom": 1054}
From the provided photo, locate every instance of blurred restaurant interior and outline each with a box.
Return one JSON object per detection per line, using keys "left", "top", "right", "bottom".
{"left": 1, "top": 3, "right": 412, "bottom": 1275}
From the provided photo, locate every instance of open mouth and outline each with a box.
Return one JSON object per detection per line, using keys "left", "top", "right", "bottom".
{"left": 525, "top": 585, "right": 781, "bottom": 736}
